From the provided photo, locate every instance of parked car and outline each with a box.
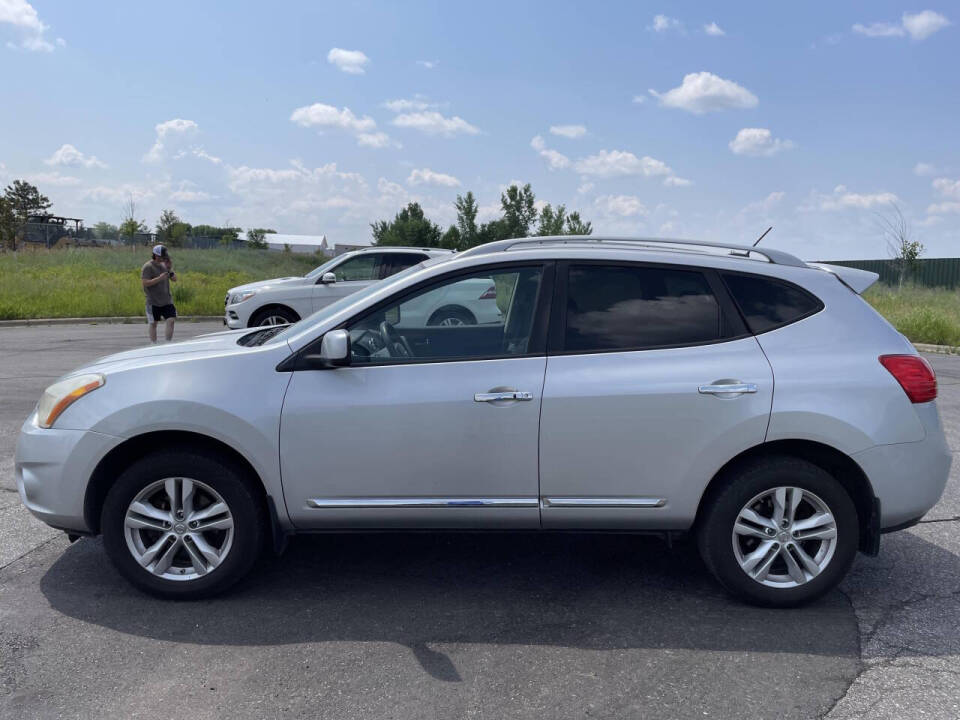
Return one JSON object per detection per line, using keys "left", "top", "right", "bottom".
{"left": 224, "top": 247, "right": 453, "bottom": 328}
{"left": 16, "top": 236, "right": 950, "bottom": 606}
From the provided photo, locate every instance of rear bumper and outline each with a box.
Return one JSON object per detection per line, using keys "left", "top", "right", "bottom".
{"left": 853, "top": 412, "right": 952, "bottom": 529}
{"left": 14, "top": 415, "right": 123, "bottom": 533}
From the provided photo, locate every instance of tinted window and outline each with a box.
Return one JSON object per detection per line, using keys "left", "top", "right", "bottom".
{"left": 346, "top": 266, "right": 542, "bottom": 364}
{"left": 564, "top": 265, "right": 722, "bottom": 351}
{"left": 385, "top": 253, "right": 428, "bottom": 276}
{"left": 722, "top": 273, "right": 822, "bottom": 334}
{"left": 333, "top": 254, "right": 380, "bottom": 281}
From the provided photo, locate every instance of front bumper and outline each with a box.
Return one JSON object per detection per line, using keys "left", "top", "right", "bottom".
{"left": 14, "top": 414, "right": 123, "bottom": 533}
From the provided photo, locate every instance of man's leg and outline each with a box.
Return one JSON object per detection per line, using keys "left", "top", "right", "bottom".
{"left": 164, "top": 317, "right": 175, "bottom": 342}
{"left": 148, "top": 321, "right": 158, "bottom": 343}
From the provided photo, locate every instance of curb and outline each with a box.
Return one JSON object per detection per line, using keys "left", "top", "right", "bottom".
{"left": 0, "top": 316, "right": 223, "bottom": 328}
{"left": 914, "top": 343, "right": 960, "bottom": 356}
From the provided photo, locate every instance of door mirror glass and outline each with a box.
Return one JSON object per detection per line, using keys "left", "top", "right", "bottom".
{"left": 320, "top": 271, "right": 336, "bottom": 284}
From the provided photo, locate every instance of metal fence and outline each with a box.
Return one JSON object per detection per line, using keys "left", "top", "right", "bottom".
{"left": 827, "top": 258, "right": 960, "bottom": 289}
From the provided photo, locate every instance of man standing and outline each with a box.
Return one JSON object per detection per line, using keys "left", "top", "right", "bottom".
{"left": 141, "top": 244, "right": 177, "bottom": 343}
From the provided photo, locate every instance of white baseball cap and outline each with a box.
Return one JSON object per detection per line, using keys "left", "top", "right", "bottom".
{"left": 152, "top": 244, "right": 169, "bottom": 258}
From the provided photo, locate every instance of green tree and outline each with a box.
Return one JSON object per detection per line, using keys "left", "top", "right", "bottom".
{"left": 454, "top": 192, "right": 479, "bottom": 247}
{"left": 499, "top": 184, "right": 537, "bottom": 239}
{"left": 440, "top": 225, "right": 462, "bottom": 250}
{"left": 0, "top": 197, "right": 17, "bottom": 251}
{"left": 92, "top": 221, "right": 119, "bottom": 240}
{"left": 564, "top": 211, "right": 593, "bottom": 235}
{"left": 155, "top": 209, "right": 181, "bottom": 245}
{"left": 879, "top": 204, "right": 923, "bottom": 290}
{"left": 246, "top": 228, "right": 269, "bottom": 249}
{"left": 119, "top": 195, "right": 147, "bottom": 244}
{"left": 2, "top": 180, "right": 51, "bottom": 222}
{"left": 536, "top": 203, "right": 567, "bottom": 236}
{"left": 371, "top": 202, "right": 442, "bottom": 247}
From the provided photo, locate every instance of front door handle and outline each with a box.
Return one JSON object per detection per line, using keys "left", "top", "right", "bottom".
{"left": 474, "top": 391, "right": 533, "bottom": 402}
{"left": 698, "top": 382, "right": 758, "bottom": 395}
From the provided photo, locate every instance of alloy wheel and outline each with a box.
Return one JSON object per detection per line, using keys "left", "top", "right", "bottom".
{"left": 731, "top": 486, "right": 838, "bottom": 588}
{"left": 124, "top": 477, "right": 235, "bottom": 581}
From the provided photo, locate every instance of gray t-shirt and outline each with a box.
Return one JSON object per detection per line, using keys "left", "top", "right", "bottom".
{"left": 141, "top": 260, "right": 173, "bottom": 306}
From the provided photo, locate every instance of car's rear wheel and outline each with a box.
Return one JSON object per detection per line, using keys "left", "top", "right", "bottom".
{"left": 697, "top": 456, "right": 859, "bottom": 607}
{"left": 427, "top": 305, "right": 476, "bottom": 326}
{"left": 101, "top": 449, "right": 265, "bottom": 599}
{"left": 250, "top": 306, "right": 298, "bottom": 327}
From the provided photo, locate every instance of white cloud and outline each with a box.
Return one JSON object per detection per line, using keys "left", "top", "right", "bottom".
{"left": 649, "top": 14, "right": 681, "bottom": 32}
{"left": 914, "top": 162, "right": 937, "bottom": 176}
{"left": 577, "top": 182, "right": 594, "bottom": 195}
{"left": 382, "top": 97, "right": 440, "bottom": 113}
{"left": 143, "top": 118, "right": 199, "bottom": 163}
{"left": 729, "top": 128, "right": 795, "bottom": 156}
{"left": 631, "top": 95, "right": 646, "bottom": 104}
{"left": 852, "top": 22, "right": 905, "bottom": 38}
{"left": 327, "top": 47, "right": 370, "bottom": 74}
{"left": 169, "top": 181, "right": 214, "bottom": 203}
{"left": 416, "top": 60, "right": 436, "bottom": 69}
{"left": 932, "top": 177, "right": 960, "bottom": 200}
{"left": 853, "top": 10, "right": 950, "bottom": 41}
{"left": 595, "top": 194, "right": 648, "bottom": 217}
{"left": 290, "top": 103, "right": 396, "bottom": 147}
{"left": 81, "top": 183, "right": 156, "bottom": 206}
{"left": 44, "top": 143, "right": 107, "bottom": 168}
{"left": 530, "top": 135, "right": 571, "bottom": 170}
{"left": 26, "top": 171, "right": 80, "bottom": 187}
{"left": 650, "top": 72, "right": 758, "bottom": 114}
{"left": 927, "top": 202, "right": 960, "bottom": 215}
{"left": 407, "top": 168, "right": 461, "bottom": 187}
{"left": 663, "top": 176, "right": 692, "bottom": 187}
{"left": 1, "top": 0, "right": 59, "bottom": 52}
{"left": 391, "top": 111, "right": 480, "bottom": 137}
{"left": 574, "top": 149, "right": 673, "bottom": 178}
{"left": 549, "top": 124, "right": 587, "bottom": 139}
{"left": 809, "top": 185, "right": 899, "bottom": 211}
{"left": 704, "top": 22, "right": 725, "bottom": 36}
{"left": 356, "top": 132, "right": 398, "bottom": 148}
{"left": 902, "top": 10, "right": 951, "bottom": 40}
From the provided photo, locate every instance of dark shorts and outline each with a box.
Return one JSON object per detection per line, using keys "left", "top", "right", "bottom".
{"left": 148, "top": 303, "right": 177, "bottom": 322}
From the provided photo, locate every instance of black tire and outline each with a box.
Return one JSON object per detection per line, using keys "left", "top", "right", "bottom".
{"left": 249, "top": 305, "right": 299, "bottom": 327}
{"left": 427, "top": 305, "right": 476, "bottom": 326}
{"left": 697, "top": 456, "right": 859, "bottom": 607}
{"left": 101, "top": 448, "right": 265, "bottom": 600}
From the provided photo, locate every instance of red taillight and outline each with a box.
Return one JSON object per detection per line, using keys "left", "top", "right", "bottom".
{"left": 479, "top": 284, "right": 497, "bottom": 300}
{"left": 879, "top": 354, "right": 937, "bottom": 403}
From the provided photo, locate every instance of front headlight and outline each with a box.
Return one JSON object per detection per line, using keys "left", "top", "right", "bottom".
{"left": 36, "top": 373, "right": 105, "bottom": 429}
{"left": 229, "top": 291, "right": 257, "bottom": 305}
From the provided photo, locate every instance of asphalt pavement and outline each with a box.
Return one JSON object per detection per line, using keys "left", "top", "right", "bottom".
{"left": 0, "top": 322, "right": 957, "bottom": 719}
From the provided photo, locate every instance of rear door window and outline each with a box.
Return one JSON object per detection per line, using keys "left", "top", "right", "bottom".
{"left": 562, "top": 264, "right": 724, "bottom": 352}
{"left": 721, "top": 273, "right": 823, "bottom": 334}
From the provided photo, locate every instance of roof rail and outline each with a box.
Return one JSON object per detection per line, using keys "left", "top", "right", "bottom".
{"left": 457, "top": 235, "right": 808, "bottom": 268}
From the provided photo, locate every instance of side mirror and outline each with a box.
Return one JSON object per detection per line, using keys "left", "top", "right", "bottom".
{"left": 300, "top": 329, "right": 351, "bottom": 369}
{"left": 319, "top": 271, "right": 336, "bottom": 284}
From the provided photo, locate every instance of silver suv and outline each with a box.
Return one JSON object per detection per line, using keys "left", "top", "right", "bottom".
{"left": 15, "top": 237, "right": 951, "bottom": 606}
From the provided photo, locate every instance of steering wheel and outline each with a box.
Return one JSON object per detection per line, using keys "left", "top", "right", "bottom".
{"left": 379, "top": 321, "right": 413, "bottom": 358}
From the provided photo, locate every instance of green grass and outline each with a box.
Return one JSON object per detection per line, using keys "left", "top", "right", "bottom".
{"left": 2, "top": 250, "right": 959, "bottom": 346}
{"left": 863, "top": 284, "right": 960, "bottom": 346}
{"left": 0, "top": 246, "right": 319, "bottom": 320}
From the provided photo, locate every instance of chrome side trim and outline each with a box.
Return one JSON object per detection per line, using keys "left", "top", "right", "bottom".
{"left": 541, "top": 497, "right": 667, "bottom": 508}
{"left": 698, "top": 383, "right": 758, "bottom": 395}
{"left": 307, "top": 497, "right": 539, "bottom": 509}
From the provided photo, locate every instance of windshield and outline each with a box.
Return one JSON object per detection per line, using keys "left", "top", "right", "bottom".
{"left": 262, "top": 260, "right": 432, "bottom": 345}
{"left": 304, "top": 255, "right": 347, "bottom": 279}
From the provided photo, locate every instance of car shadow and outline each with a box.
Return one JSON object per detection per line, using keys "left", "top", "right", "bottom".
{"left": 37, "top": 531, "right": 872, "bottom": 681}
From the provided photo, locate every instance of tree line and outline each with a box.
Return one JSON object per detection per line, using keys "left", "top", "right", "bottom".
{"left": 371, "top": 183, "right": 593, "bottom": 250}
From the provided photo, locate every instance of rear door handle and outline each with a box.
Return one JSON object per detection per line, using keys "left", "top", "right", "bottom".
{"left": 698, "top": 383, "right": 758, "bottom": 395}
{"left": 474, "top": 391, "right": 533, "bottom": 402}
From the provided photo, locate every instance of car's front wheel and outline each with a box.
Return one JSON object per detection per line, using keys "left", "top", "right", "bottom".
{"left": 697, "top": 456, "right": 859, "bottom": 607}
{"left": 101, "top": 448, "right": 265, "bottom": 599}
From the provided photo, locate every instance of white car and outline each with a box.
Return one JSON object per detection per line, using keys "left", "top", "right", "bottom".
{"left": 224, "top": 247, "right": 454, "bottom": 328}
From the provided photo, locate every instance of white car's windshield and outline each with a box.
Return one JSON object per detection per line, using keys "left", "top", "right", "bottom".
{"left": 304, "top": 255, "right": 346, "bottom": 279}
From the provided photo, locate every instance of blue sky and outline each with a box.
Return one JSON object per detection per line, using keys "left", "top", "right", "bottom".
{"left": 1, "top": 1, "right": 957, "bottom": 259}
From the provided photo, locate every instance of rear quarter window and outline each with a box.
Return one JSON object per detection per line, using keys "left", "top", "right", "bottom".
{"left": 722, "top": 273, "right": 823, "bottom": 334}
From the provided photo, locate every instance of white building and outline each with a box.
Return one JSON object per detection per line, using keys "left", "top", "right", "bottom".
{"left": 237, "top": 232, "right": 372, "bottom": 256}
